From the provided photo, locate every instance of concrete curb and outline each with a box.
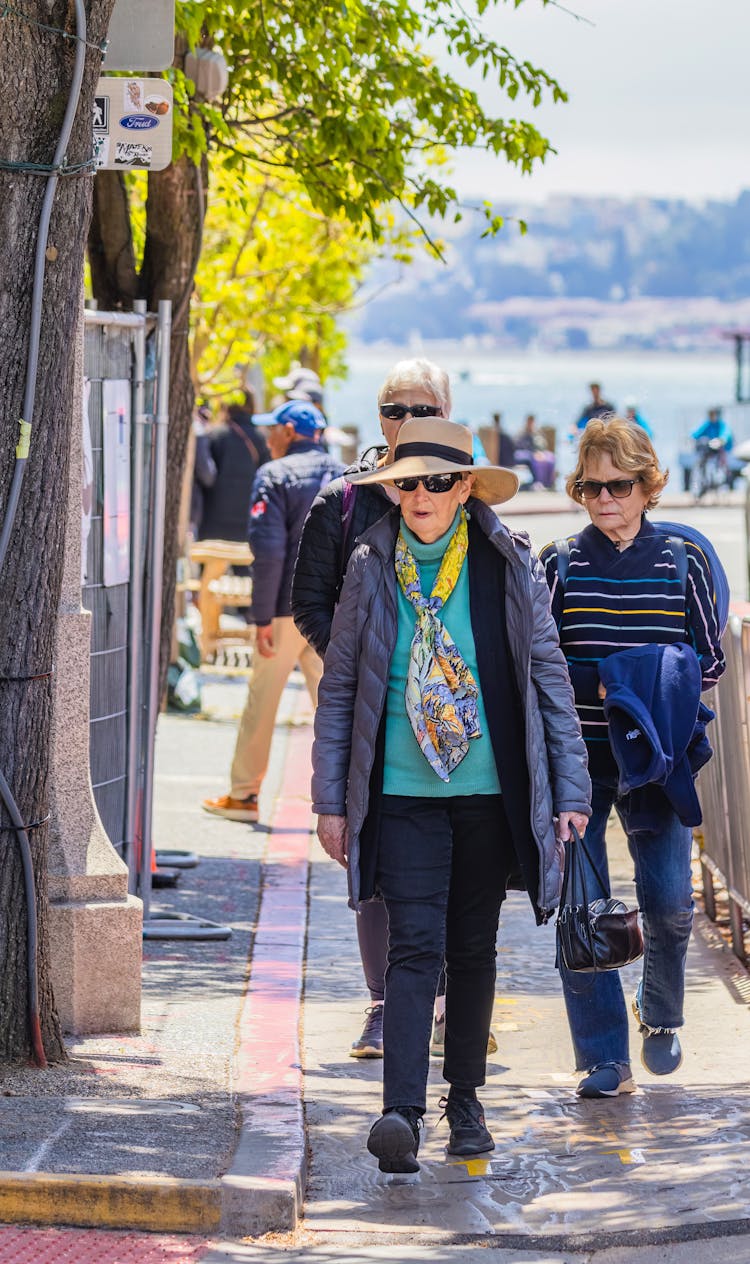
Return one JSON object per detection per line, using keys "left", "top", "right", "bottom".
{"left": 0, "top": 1171, "right": 221, "bottom": 1232}
{"left": 219, "top": 720, "right": 313, "bottom": 1235}
{"left": 0, "top": 718, "right": 313, "bottom": 1237}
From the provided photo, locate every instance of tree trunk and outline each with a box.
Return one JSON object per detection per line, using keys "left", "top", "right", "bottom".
{"left": 88, "top": 171, "right": 138, "bottom": 309}
{"left": 89, "top": 153, "right": 207, "bottom": 700}
{"left": 141, "top": 155, "right": 207, "bottom": 699}
{"left": 0, "top": 0, "right": 116, "bottom": 1062}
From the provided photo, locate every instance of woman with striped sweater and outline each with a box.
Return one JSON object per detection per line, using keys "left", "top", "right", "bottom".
{"left": 541, "top": 417, "right": 725, "bottom": 1098}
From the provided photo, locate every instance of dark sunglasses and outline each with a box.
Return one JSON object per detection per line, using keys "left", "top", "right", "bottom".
{"left": 379, "top": 403, "right": 443, "bottom": 421}
{"left": 575, "top": 477, "right": 641, "bottom": 500}
{"left": 393, "top": 472, "right": 463, "bottom": 494}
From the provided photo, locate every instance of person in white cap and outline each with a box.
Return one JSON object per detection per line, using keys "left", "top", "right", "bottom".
{"left": 273, "top": 364, "right": 324, "bottom": 408}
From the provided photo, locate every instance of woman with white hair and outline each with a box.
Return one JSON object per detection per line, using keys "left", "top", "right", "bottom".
{"left": 292, "top": 358, "right": 453, "bottom": 1060}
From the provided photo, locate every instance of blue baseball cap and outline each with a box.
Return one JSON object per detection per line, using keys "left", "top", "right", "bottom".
{"left": 253, "top": 399, "right": 326, "bottom": 437}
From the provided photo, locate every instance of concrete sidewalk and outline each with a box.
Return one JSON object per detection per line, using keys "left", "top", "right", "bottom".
{"left": 303, "top": 793, "right": 750, "bottom": 1246}
{"left": 0, "top": 674, "right": 315, "bottom": 1237}
{"left": 0, "top": 665, "right": 749, "bottom": 1259}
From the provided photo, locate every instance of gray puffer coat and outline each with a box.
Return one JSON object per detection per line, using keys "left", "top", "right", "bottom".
{"left": 311, "top": 499, "right": 591, "bottom": 917}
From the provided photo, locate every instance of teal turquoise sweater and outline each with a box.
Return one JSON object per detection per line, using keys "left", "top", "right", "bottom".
{"left": 382, "top": 513, "right": 501, "bottom": 797}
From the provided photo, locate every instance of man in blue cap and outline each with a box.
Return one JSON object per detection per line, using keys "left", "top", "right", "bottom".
{"left": 203, "top": 399, "right": 343, "bottom": 822}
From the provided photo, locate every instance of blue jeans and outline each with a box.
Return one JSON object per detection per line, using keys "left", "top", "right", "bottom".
{"left": 561, "top": 776, "right": 694, "bottom": 1071}
{"left": 375, "top": 794, "right": 513, "bottom": 1112}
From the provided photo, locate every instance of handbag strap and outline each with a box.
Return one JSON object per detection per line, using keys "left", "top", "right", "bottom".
{"left": 561, "top": 822, "right": 611, "bottom": 904}
{"left": 560, "top": 823, "right": 599, "bottom": 971}
{"left": 228, "top": 418, "right": 261, "bottom": 467}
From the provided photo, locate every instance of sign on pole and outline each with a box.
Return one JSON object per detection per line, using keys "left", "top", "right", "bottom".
{"left": 93, "top": 77, "right": 174, "bottom": 172}
{"left": 102, "top": 0, "right": 176, "bottom": 72}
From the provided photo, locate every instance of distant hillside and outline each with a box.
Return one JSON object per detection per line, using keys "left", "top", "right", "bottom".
{"left": 354, "top": 193, "right": 750, "bottom": 350}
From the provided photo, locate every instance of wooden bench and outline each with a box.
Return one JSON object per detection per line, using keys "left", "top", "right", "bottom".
{"left": 187, "top": 539, "right": 254, "bottom": 661}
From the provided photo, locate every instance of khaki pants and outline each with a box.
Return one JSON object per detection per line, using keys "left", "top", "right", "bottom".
{"left": 230, "top": 617, "right": 323, "bottom": 799}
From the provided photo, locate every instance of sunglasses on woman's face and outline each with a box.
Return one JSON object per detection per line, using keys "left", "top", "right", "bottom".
{"left": 379, "top": 403, "right": 443, "bottom": 421}
{"left": 393, "top": 472, "right": 463, "bottom": 494}
{"left": 575, "top": 477, "right": 641, "bottom": 500}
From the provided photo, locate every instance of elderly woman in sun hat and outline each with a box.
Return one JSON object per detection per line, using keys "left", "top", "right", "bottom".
{"left": 311, "top": 417, "right": 591, "bottom": 1175}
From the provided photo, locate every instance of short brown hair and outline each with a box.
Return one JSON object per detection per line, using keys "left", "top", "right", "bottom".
{"left": 566, "top": 416, "right": 668, "bottom": 509}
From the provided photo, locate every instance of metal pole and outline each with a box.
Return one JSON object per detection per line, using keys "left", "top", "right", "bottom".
{"left": 138, "top": 300, "right": 171, "bottom": 920}
{"left": 125, "top": 300, "right": 148, "bottom": 893}
{"left": 139, "top": 302, "right": 232, "bottom": 942}
{"left": 745, "top": 477, "right": 750, "bottom": 600}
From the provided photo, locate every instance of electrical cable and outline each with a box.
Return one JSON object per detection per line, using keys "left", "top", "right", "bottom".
{"left": 0, "top": 0, "right": 89, "bottom": 1067}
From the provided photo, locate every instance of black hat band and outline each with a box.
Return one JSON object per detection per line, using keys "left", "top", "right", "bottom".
{"left": 394, "top": 440, "right": 473, "bottom": 465}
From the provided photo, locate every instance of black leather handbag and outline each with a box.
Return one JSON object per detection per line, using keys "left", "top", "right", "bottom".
{"left": 556, "top": 825, "right": 643, "bottom": 972}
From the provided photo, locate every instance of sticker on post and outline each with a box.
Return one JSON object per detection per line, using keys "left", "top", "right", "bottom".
{"left": 125, "top": 79, "right": 144, "bottom": 111}
{"left": 114, "top": 141, "right": 153, "bottom": 168}
{"left": 93, "top": 135, "right": 110, "bottom": 169}
{"left": 93, "top": 96, "right": 109, "bottom": 132}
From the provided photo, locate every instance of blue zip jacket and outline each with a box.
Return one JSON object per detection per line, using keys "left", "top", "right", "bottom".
{"left": 248, "top": 440, "right": 344, "bottom": 625}
{"left": 598, "top": 642, "right": 714, "bottom": 827}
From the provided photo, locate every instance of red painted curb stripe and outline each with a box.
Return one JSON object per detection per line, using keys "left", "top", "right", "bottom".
{"left": 232, "top": 720, "right": 313, "bottom": 1181}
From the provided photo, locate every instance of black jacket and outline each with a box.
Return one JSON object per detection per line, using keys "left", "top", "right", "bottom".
{"left": 248, "top": 440, "right": 344, "bottom": 625}
{"left": 291, "top": 448, "right": 393, "bottom": 657}
{"left": 198, "top": 412, "right": 270, "bottom": 542}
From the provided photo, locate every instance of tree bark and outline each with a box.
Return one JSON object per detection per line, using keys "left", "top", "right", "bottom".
{"left": 141, "top": 155, "right": 207, "bottom": 698}
{"left": 89, "top": 151, "right": 207, "bottom": 700}
{"left": 0, "top": 0, "right": 116, "bottom": 1062}
{"left": 87, "top": 171, "right": 138, "bottom": 309}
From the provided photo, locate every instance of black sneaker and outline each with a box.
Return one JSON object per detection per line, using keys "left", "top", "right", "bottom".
{"left": 367, "top": 1107, "right": 423, "bottom": 1173}
{"left": 440, "top": 1092, "right": 494, "bottom": 1156}
{"left": 350, "top": 1005, "right": 384, "bottom": 1058}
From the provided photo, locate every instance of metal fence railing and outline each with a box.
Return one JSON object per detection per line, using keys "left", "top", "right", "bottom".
{"left": 696, "top": 613, "right": 750, "bottom": 962}
{"left": 83, "top": 303, "right": 229, "bottom": 942}
{"left": 83, "top": 309, "right": 152, "bottom": 860}
{"left": 83, "top": 302, "right": 166, "bottom": 909}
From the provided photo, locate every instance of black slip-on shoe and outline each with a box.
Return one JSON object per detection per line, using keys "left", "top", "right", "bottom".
{"left": 367, "top": 1107, "right": 422, "bottom": 1173}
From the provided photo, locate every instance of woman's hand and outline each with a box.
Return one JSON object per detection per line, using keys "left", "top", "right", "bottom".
{"left": 317, "top": 814, "right": 348, "bottom": 868}
{"left": 556, "top": 811, "right": 589, "bottom": 842}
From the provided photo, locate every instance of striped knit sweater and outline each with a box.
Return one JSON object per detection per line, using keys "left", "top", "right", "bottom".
{"left": 539, "top": 518, "right": 725, "bottom": 779}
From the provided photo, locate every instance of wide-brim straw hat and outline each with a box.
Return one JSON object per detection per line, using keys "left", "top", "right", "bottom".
{"left": 346, "top": 417, "right": 519, "bottom": 505}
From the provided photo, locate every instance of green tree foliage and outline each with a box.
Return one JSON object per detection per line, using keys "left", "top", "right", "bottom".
{"left": 190, "top": 169, "right": 380, "bottom": 398}
{"left": 89, "top": 0, "right": 565, "bottom": 696}
{"left": 174, "top": 0, "right": 564, "bottom": 245}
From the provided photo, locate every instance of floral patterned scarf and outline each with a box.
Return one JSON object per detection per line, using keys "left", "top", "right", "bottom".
{"left": 394, "top": 507, "right": 480, "bottom": 782}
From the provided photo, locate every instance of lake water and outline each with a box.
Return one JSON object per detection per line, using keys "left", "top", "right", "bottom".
{"left": 325, "top": 345, "right": 750, "bottom": 480}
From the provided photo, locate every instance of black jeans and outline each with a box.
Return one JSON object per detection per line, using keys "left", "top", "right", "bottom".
{"left": 376, "top": 793, "right": 514, "bottom": 1112}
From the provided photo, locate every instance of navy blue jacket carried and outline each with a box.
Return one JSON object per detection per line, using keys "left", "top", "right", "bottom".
{"left": 598, "top": 642, "right": 714, "bottom": 827}
{"left": 248, "top": 440, "right": 344, "bottom": 625}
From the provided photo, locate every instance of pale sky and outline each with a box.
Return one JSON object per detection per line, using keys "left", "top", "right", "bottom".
{"left": 447, "top": 0, "right": 750, "bottom": 203}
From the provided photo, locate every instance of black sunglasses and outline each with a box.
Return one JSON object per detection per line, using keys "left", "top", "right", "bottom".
{"left": 393, "top": 472, "right": 463, "bottom": 494}
{"left": 575, "top": 477, "right": 641, "bottom": 500}
{"left": 379, "top": 403, "right": 443, "bottom": 421}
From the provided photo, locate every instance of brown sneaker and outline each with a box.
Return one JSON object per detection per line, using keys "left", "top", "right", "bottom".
{"left": 201, "top": 793, "right": 259, "bottom": 822}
